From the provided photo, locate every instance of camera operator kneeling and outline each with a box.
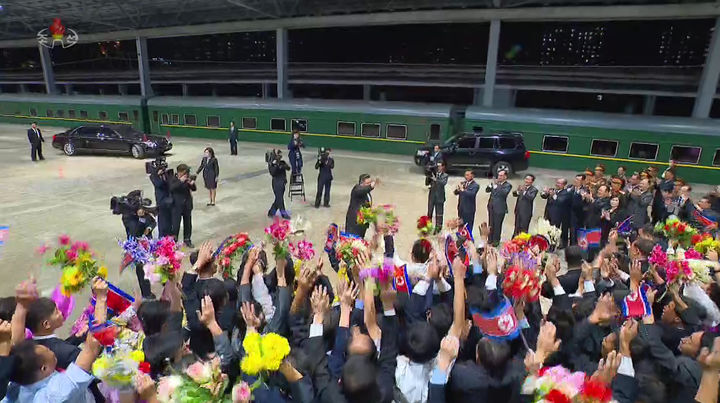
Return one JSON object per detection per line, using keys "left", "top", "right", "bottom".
{"left": 169, "top": 164, "right": 197, "bottom": 248}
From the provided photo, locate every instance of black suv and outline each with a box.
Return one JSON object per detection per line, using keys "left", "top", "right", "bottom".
{"left": 415, "top": 132, "right": 529, "bottom": 176}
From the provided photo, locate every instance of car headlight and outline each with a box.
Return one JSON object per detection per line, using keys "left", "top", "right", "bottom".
{"left": 416, "top": 150, "right": 429, "bottom": 156}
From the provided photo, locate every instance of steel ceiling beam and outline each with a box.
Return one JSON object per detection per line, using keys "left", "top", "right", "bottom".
{"left": 0, "top": 3, "right": 719, "bottom": 48}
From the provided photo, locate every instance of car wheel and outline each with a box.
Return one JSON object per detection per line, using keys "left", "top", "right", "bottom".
{"left": 493, "top": 161, "right": 513, "bottom": 176}
{"left": 63, "top": 142, "right": 76, "bottom": 156}
{"left": 131, "top": 144, "right": 145, "bottom": 159}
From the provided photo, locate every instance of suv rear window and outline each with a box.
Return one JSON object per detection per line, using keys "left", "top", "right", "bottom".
{"left": 458, "top": 138, "right": 476, "bottom": 149}
{"left": 477, "top": 137, "right": 495, "bottom": 149}
{"left": 498, "top": 138, "right": 515, "bottom": 149}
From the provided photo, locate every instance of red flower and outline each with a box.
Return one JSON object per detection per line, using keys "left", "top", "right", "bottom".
{"left": 59, "top": 234, "right": 71, "bottom": 246}
{"left": 545, "top": 389, "right": 571, "bottom": 403}
{"left": 417, "top": 215, "right": 431, "bottom": 229}
{"left": 581, "top": 378, "right": 613, "bottom": 402}
{"left": 138, "top": 361, "right": 151, "bottom": 374}
{"left": 692, "top": 234, "right": 703, "bottom": 245}
{"left": 92, "top": 326, "right": 117, "bottom": 347}
{"left": 664, "top": 224, "right": 670, "bottom": 231}
{"left": 677, "top": 223, "right": 686, "bottom": 233}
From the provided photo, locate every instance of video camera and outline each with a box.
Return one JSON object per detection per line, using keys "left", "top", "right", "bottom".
{"left": 111, "top": 190, "right": 157, "bottom": 216}
{"left": 145, "top": 156, "right": 169, "bottom": 175}
{"left": 317, "top": 147, "right": 330, "bottom": 164}
{"left": 265, "top": 149, "right": 282, "bottom": 164}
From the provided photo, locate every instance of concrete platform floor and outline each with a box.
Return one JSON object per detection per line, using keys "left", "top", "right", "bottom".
{"left": 0, "top": 122, "right": 714, "bottom": 329}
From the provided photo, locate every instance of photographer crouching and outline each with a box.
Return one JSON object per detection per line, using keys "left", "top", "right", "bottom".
{"left": 314, "top": 147, "right": 334, "bottom": 208}
{"left": 147, "top": 156, "right": 173, "bottom": 237}
{"left": 266, "top": 149, "right": 291, "bottom": 219}
{"left": 169, "top": 164, "right": 197, "bottom": 248}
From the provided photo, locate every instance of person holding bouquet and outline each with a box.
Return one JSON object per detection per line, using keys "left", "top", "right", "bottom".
{"left": 345, "top": 174, "right": 379, "bottom": 238}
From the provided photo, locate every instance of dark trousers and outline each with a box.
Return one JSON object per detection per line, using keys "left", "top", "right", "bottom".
{"left": 460, "top": 212, "right": 475, "bottom": 239}
{"left": 157, "top": 207, "right": 172, "bottom": 238}
{"left": 315, "top": 178, "right": 331, "bottom": 207}
{"left": 171, "top": 207, "right": 192, "bottom": 242}
{"left": 268, "top": 185, "right": 287, "bottom": 217}
{"left": 570, "top": 213, "right": 582, "bottom": 245}
{"left": 514, "top": 213, "right": 531, "bottom": 236}
{"left": 134, "top": 263, "right": 153, "bottom": 298}
{"left": 30, "top": 142, "right": 43, "bottom": 161}
{"left": 428, "top": 199, "right": 444, "bottom": 233}
{"left": 230, "top": 140, "right": 237, "bottom": 155}
{"left": 488, "top": 209, "right": 505, "bottom": 244}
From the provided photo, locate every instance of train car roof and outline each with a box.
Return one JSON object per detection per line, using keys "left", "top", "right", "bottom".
{"left": 146, "top": 96, "right": 454, "bottom": 118}
{"left": 465, "top": 106, "right": 720, "bottom": 137}
{"left": 0, "top": 94, "right": 143, "bottom": 106}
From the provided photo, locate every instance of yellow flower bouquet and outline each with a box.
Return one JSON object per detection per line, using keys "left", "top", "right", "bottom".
{"left": 240, "top": 332, "right": 291, "bottom": 376}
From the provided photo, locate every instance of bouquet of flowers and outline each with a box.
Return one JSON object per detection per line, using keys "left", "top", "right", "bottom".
{"left": 655, "top": 216, "right": 698, "bottom": 248}
{"left": 376, "top": 204, "right": 400, "bottom": 235}
{"left": 502, "top": 232, "right": 532, "bottom": 258}
{"left": 501, "top": 265, "right": 542, "bottom": 302}
{"left": 534, "top": 218, "right": 562, "bottom": 248}
{"left": 335, "top": 235, "right": 369, "bottom": 268}
{"left": 217, "top": 233, "right": 252, "bottom": 279}
{"left": 156, "top": 357, "right": 229, "bottom": 403}
{"left": 417, "top": 215, "right": 435, "bottom": 238}
{"left": 359, "top": 257, "right": 395, "bottom": 284}
{"left": 265, "top": 218, "right": 291, "bottom": 259}
{"left": 693, "top": 234, "right": 720, "bottom": 255}
{"left": 143, "top": 236, "right": 185, "bottom": 284}
{"left": 521, "top": 365, "right": 612, "bottom": 403}
{"left": 43, "top": 235, "right": 107, "bottom": 296}
{"left": 357, "top": 205, "right": 378, "bottom": 226}
{"left": 92, "top": 348, "right": 149, "bottom": 389}
{"left": 119, "top": 237, "right": 153, "bottom": 272}
{"left": 289, "top": 239, "right": 315, "bottom": 261}
{"left": 240, "top": 332, "right": 291, "bottom": 376}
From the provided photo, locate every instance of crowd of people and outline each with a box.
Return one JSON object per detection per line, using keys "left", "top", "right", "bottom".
{"left": 8, "top": 127, "right": 720, "bottom": 403}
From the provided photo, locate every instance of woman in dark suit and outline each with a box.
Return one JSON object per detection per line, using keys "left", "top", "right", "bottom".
{"left": 600, "top": 195, "right": 628, "bottom": 246}
{"left": 197, "top": 147, "right": 219, "bottom": 206}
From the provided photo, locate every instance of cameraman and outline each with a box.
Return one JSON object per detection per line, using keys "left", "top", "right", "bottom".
{"left": 288, "top": 130, "right": 304, "bottom": 175}
{"left": 267, "top": 149, "right": 291, "bottom": 219}
{"left": 424, "top": 144, "right": 443, "bottom": 186}
{"left": 169, "top": 164, "right": 197, "bottom": 248}
{"left": 427, "top": 161, "right": 448, "bottom": 232}
{"left": 148, "top": 158, "right": 173, "bottom": 237}
{"left": 314, "top": 147, "right": 334, "bottom": 208}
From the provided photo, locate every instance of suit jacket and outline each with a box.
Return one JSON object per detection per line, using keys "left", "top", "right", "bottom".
{"left": 542, "top": 188, "right": 571, "bottom": 227}
{"left": 584, "top": 197, "right": 610, "bottom": 228}
{"left": 169, "top": 175, "right": 196, "bottom": 210}
{"left": 429, "top": 172, "right": 449, "bottom": 203}
{"left": 149, "top": 171, "right": 173, "bottom": 208}
{"left": 513, "top": 185, "right": 537, "bottom": 218}
{"left": 486, "top": 181, "right": 513, "bottom": 214}
{"left": 197, "top": 157, "right": 219, "bottom": 183}
{"left": 315, "top": 156, "right": 334, "bottom": 181}
{"left": 429, "top": 151, "right": 443, "bottom": 165}
{"left": 269, "top": 160, "right": 290, "bottom": 186}
{"left": 34, "top": 336, "right": 80, "bottom": 370}
{"left": 628, "top": 190, "right": 653, "bottom": 227}
{"left": 454, "top": 180, "right": 479, "bottom": 218}
{"left": 228, "top": 126, "right": 238, "bottom": 141}
{"left": 345, "top": 184, "right": 373, "bottom": 234}
{"left": 27, "top": 127, "right": 44, "bottom": 144}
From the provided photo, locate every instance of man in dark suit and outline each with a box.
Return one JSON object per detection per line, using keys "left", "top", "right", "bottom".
{"left": 541, "top": 178, "right": 571, "bottom": 247}
{"left": 628, "top": 178, "right": 653, "bottom": 229}
{"left": 569, "top": 174, "right": 588, "bottom": 245}
{"left": 314, "top": 148, "right": 334, "bottom": 208}
{"left": 428, "top": 161, "right": 449, "bottom": 233}
{"left": 485, "top": 169, "right": 512, "bottom": 245}
{"left": 267, "top": 150, "right": 291, "bottom": 219}
{"left": 169, "top": 164, "right": 197, "bottom": 248}
{"left": 149, "top": 164, "right": 173, "bottom": 237}
{"left": 27, "top": 122, "right": 44, "bottom": 162}
{"left": 345, "top": 174, "right": 378, "bottom": 238}
{"left": 512, "top": 174, "right": 538, "bottom": 236}
{"left": 228, "top": 121, "right": 238, "bottom": 155}
{"left": 454, "top": 170, "right": 480, "bottom": 235}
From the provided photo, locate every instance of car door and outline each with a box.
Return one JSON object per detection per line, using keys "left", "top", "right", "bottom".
{"left": 448, "top": 137, "right": 478, "bottom": 169}
{"left": 93, "top": 127, "right": 123, "bottom": 152}
{"left": 74, "top": 127, "right": 97, "bottom": 149}
{"left": 103, "top": 128, "right": 129, "bottom": 152}
{"left": 472, "top": 136, "right": 497, "bottom": 170}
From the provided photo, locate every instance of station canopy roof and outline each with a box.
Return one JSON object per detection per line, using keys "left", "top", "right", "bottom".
{"left": 0, "top": 0, "right": 717, "bottom": 45}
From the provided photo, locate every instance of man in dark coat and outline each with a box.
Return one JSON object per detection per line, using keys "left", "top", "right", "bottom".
{"left": 268, "top": 150, "right": 291, "bottom": 219}
{"left": 149, "top": 164, "right": 173, "bottom": 237}
{"left": 454, "top": 170, "right": 479, "bottom": 235}
{"left": 27, "top": 122, "right": 44, "bottom": 162}
{"left": 513, "top": 173, "right": 538, "bottom": 236}
{"left": 228, "top": 121, "right": 238, "bottom": 155}
{"left": 428, "top": 161, "right": 449, "bottom": 233}
{"left": 486, "top": 169, "right": 512, "bottom": 245}
{"left": 169, "top": 164, "right": 197, "bottom": 248}
{"left": 541, "top": 178, "right": 571, "bottom": 247}
{"left": 628, "top": 178, "right": 653, "bottom": 229}
{"left": 569, "top": 174, "right": 588, "bottom": 245}
{"left": 314, "top": 148, "right": 334, "bottom": 208}
{"left": 288, "top": 130, "right": 304, "bottom": 175}
{"left": 345, "top": 174, "right": 377, "bottom": 238}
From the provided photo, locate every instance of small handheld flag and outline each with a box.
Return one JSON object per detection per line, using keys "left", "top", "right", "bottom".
{"left": 693, "top": 210, "right": 716, "bottom": 228}
{"left": 91, "top": 281, "right": 134, "bottom": 317}
{"left": 0, "top": 226, "right": 8, "bottom": 246}
{"left": 622, "top": 283, "right": 652, "bottom": 318}
{"left": 617, "top": 216, "right": 633, "bottom": 236}
{"left": 392, "top": 264, "right": 412, "bottom": 295}
{"left": 577, "top": 228, "right": 601, "bottom": 251}
{"left": 470, "top": 296, "right": 520, "bottom": 340}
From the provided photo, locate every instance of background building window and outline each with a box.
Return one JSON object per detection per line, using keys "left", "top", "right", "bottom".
{"left": 542, "top": 135, "right": 568, "bottom": 153}
{"left": 590, "top": 139, "right": 618, "bottom": 156}
{"left": 291, "top": 118, "right": 308, "bottom": 132}
{"left": 184, "top": 114, "right": 197, "bottom": 125}
{"left": 99, "top": 111, "right": 107, "bottom": 120}
{"left": 629, "top": 142, "right": 658, "bottom": 160}
{"left": 118, "top": 112, "right": 129, "bottom": 121}
{"left": 337, "top": 121, "right": 356, "bottom": 136}
{"left": 242, "top": 117, "right": 257, "bottom": 129}
{"left": 429, "top": 123, "right": 441, "bottom": 140}
{"left": 271, "top": 118, "right": 286, "bottom": 131}
{"left": 386, "top": 124, "right": 407, "bottom": 139}
{"left": 207, "top": 116, "right": 220, "bottom": 127}
{"left": 361, "top": 123, "right": 380, "bottom": 137}
{"left": 671, "top": 145, "right": 701, "bottom": 164}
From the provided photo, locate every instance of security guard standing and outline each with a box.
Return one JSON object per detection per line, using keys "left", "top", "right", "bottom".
{"left": 427, "top": 161, "right": 448, "bottom": 233}
{"left": 314, "top": 147, "right": 334, "bottom": 208}
{"left": 229, "top": 121, "right": 238, "bottom": 155}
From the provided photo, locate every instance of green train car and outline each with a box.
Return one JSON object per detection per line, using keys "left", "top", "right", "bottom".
{"left": 464, "top": 107, "right": 720, "bottom": 184}
{"left": 146, "top": 97, "right": 459, "bottom": 154}
{"left": 0, "top": 94, "right": 145, "bottom": 129}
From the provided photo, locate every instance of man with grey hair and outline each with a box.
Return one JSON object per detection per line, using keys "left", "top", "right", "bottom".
{"left": 485, "top": 169, "right": 512, "bottom": 245}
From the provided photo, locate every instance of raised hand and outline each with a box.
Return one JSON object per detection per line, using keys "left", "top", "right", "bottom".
{"left": 135, "top": 372, "right": 157, "bottom": 401}
{"left": 619, "top": 318, "right": 638, "bottom": 356}
{"left": 15, "top": 276, "right": 38, "bottom": 308}
{"left": 697, "top": 336, "right": 720, "bottom": 370}
{"left": 484, "top": 248, "right": 498, "bottom": 276}
{"left": 91, "top": 276, "right": 108, "bottom": 299}
{"left": 437, "top": 335, "right": 459, "bottom": 372}
{"left": 197, "top": 295, "right": 217, "bottom": 327}
{"left": 589, "top": 294, "right": 615, "bottom": 325}
{"left": 593, "top": 350, "right": 622, "bottom": 384}
{"left": 452, "top": 256, "right": 468, "bottom": 279}
{"left": 241, "top": 301, "right": 262, "bottom": 332}
{"left": 339, "top": 280, "right": 359, "bottom": 308}
{"left": 196, "top": 241, "right": 215, "bottom": 269}
{"left": 310, "top": 285, "right": 330, "bottom": 319}
{"left": 536, "top": 321, "right": 561, "bottom": 359}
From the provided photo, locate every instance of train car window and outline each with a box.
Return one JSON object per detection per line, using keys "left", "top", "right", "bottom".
{"left": 429, "top": 124, "right": 441, "bottom": 140}
{"left": 337, "top": 121, "right": 356, "bottom": 136}
{"left": 541, "top": 135, "right": 568, "bottom": 153}
{"left": 386, "top": 124, "right": 407, "bottom": 140}
{"left": 99, "top": 111, "right": 108, "bottom": 120}
{"left": 46, "top": 110, "right": 53, "bottom": 117}
{"left": 133, "top": 110, "right": 139, "bottom": 121}
{"left": 80, "top": 110, "right": 88, "bottom": 118}
{"left": 184, "top": 114, "right": 197, "bottom": 126}
{"left": 590, "top": 139, "right": 618, "bottom": 157}
{"left": 242, "top": 117, "right": 257, "bottom": 129}
{"left": 161, "top": 114, "right": 169, "bottom": 125}
{"left": 361, "top": 123, "right": 381, "bottom": 137}
{"left": 498, "top": 138, "right": 515, "bottom": 150}
{"left": 478, "top": 137, "right": 495, "bottom": 149}
{"left": 458, "top": 137, "right": 477, "bottom": 149}
{"left": 628, "top": 143, "right": 658, "bottom": 160}
{"left": 30, "top": 108, "right": 37, "bottom": 116}
{"left": 271, "top": 118, "right": 286, "bottom": 131}
{"left": 171, "top": 114, "right": 180, "bottom": 125}
{"left": 207, "top": 116, "right": 220, "bottom": 127}
{"left": 68, "top": 110, "right": 76, "bottom": 118}
{"left": 291, "top": 119, "right": 308, "bottom": 132}
{"left": 713, "top": 150, "right": 720, "bottom": 167}
{"left": 671, "top": 145, "right": 701, "bottom": 164}
{"left": 472, "top": 126, "right": 484, "bottom": 134}
{"left": 56, "top": 110, "right": 64, "bottom": 118}
{"left": 152, "top": 111, "right": 158, "bottom": 122}
{"left": 118, "top": 112, "right": 129, "bottom": 121}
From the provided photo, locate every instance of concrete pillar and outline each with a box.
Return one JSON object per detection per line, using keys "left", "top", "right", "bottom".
{"left": 99, "top": 87, "right": 105, "bottom": 95}
{"left": 276, "top": 28, "right": 289, "bottom": 99}
{"left": 135, "top": 36, "right": 153, "bottom": 97}
{"left": 211, "top": 85, "right": 218, "bottom": 97}
{"left": 693, "top": 17, "right": 720, "bottom": 118}
{"left": 483, "top": 20, "right": 501, "bottom": 108}
{"left": 182, "top": 84, "right": 189, "bottom": 96}
{"left": 65, "top": 84, "right": 73, "bottom": 94}
{"left": 493, "top": 88, "right": 515, "bottom": 108}
{"left": 262, "top": 82, "right": 272, "bottom": 98}
{"left": 643, "top": 95, "right": 656, "bottom": 115}
{"left": 38, "top": 44, "right": 58, "bottom": 95}
{"left": 363, "top": 84, "right": 371, "bottom": 100}
{"left": 118, "top": 84, "right": 128, "bottom": 95}
{"left": 472, "top": 87, "right": 482, "bottom": 105}
{"left": 19, "top": 84, "right": 27, "bottom": 93}
{"left": 379, "top": 90, "right": 387, "bottom": 101}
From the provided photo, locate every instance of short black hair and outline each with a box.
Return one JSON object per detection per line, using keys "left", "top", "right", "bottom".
{"left": 10, "top": 340, "right": 45, "bottom": 385}
{"left": 177, "top": 164, "right": 189, "bottom": 174}
{"left": 0, "top": 297, "right": 16, "bottom": 321}
{"left": 564, "top": 246, "right": 584, "bottom": 268}
{"left": 198, "top": 278, "right": 228, "bottom": 314}
{"left": 402, "top": 322, "right": 440, "bottom": 364}
{"left": 25, "top": 298, "right": 56, "bottom": 333}
{"left": 189, "top": 250, "right": 199, "bottom": 265}
{"left": 634, "top": 238, "right": 655, "bottom": 257}
{"left": 411, "top": 239, "right": 431, "bottom": 263}
{"left": 342, "top": 355, "right": 381, "bottom": 403}
{"left": 701, "top": 331, "right": 719, "bottom": 351}
{"left": 359, "top": 174, "right": 371, "bottom": 183}
{"left": 143, "top": 330, "right": 184, "bottom": 376}
{"left": 639, "top": 223, "right": 655, "bottom": 237}
{"left": 525, "top": 174, "right": 536, "bottom": 181}
{"left": 137, "top": 300, "right": 172, "bottom": 336}
{"left": 476, "top": 338, "right": 511, "bottom": 374}
{"left": 576, "top": 174, "right": 586, "bottom": 180}
{"left": 428, "top": 302, "right": 453, "bottom": 337}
